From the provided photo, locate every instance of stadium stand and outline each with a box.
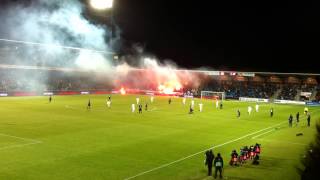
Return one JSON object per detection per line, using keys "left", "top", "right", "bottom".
{"left": 0, "top": 67, "right": 319, "bottom": 102}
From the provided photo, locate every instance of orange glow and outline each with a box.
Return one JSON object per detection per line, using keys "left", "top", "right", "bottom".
{"left": 120, "top": 87, "right": 126, "bottom": 95}
{"left": 158, "top": 80, "right": 182, "bottom": 94}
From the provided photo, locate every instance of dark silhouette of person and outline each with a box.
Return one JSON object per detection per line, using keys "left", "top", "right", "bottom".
{"left": 307, "top": 113, "right": 311, "bottom": 127}
{"left": 289, "top": 114, "right": 293, "bottom": 127}
{"left": 205, "top": 150, "right": 215, "bottom": 176}
{"left": 214, "top": 153, "right": 224, "bottom": 179}
{"left": 87, "top": 99, "right": 91, "bottom": 110}
{"left": 138, "top": 104, "right": 142, "bottom": 114}
{"left": 237, "top": 109, "right": 240, "bottom": 118}
{"left": 189, "top": 105, "right": 194, "bottom": 114}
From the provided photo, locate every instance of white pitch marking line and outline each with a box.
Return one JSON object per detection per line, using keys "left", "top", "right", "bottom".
{"left": 123, "top": 121, "right": 287, "bottom": 180}
{"left": 0, "top": 133, "right": 42, "bottom": 143}
{"left": 0, "top": 141, "right": 42, "bottom": 151}
{"left": 251, "top": 129, "right": 275, "bottom": 139}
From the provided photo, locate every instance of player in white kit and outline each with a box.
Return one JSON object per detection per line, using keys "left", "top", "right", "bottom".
{"left": 248, "top": 106, "right": 252, "bottom": 115}
{"left": 106, "top": 100, "right": 111, "bottom": 108}
{"left": 191, "top": 99, "right": 195, "bottom": 109}
{"left": 199, "top": 103, "right": 203, "bottom": 112}
{"left": 255, "top": 104, "right": 259, "bottom": 112}
{"left": 131, "top": 104, "right": 135, "bottom": 113}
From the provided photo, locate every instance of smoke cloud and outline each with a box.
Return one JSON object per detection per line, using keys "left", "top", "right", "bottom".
{"left": 0, "top": 0, "right": 203, "bottom": 92}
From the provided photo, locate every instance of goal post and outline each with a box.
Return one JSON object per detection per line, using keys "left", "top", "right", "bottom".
{"left": 200, "top": 91, "right": 225, "bottom": 101}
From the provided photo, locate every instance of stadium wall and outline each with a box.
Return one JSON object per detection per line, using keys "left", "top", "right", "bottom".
{"left": 0, "top": 89, "right": 183, "bottom": 97}
{"left": 239, "top": 97, "right": 269, "bottom": 103}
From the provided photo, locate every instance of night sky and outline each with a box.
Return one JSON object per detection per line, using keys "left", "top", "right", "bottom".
{"left": 114, "top": 0, "right": 320, "bottom": 73}
{"left": 1, "top": 0, "right": 320, "bottom": 73}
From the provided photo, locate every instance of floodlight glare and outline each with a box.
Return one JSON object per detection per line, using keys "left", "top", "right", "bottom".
{"left": 90, "top": 0, "right": 113, "bottom": 10}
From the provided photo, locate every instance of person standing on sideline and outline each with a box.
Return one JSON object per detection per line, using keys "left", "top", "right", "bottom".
{"left": 237, "top": 109, "right": 241, "bottom": 118}
{"left": 214, "top": 153, "right": 224, "bottom": 179}
{"left": 220, "top": 102, "right": 223, "bottom": 109}
{"left": 307, "top": 112, "right": 311, "bottom": 127}
{"left": 288, "top": 114, "right": 293, "bottom": 127}
{"left": 205, "top": 150, "right": 214, "bottom": 176}
{"left": 49, "top": 95, "right": 52, "bottom": 103}
{"left": 87, "top": 99, "right": 91, "bottom": 110}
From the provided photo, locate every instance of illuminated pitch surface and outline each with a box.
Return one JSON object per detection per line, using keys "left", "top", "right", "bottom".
{"left": 0, "top": 95, "right": 318, "bottom": 180}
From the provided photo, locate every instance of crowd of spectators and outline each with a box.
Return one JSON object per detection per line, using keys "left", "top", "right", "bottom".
{"left": 278, "top": 85, "right": 299, "bottom": 100}
{"left": 0, "top": 69, "right": 319, "bottom": 101}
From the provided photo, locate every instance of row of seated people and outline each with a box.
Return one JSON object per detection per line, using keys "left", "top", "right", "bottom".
{"left": 278, "top": 85, "right": 299, "bottom": 100}
{"left": 202, "top": 83, "right": 278, "bottom": 99}
{"left": 201, "top": 82, "right": 318, "bottom": 100}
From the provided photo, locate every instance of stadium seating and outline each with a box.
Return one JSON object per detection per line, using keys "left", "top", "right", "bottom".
{"left": 0, "top": 68, "right": 319, "bottom": 101}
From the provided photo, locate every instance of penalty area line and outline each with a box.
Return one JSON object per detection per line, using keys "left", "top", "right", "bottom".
{"left": 123, "top": 121, "right": 286, "bottom": 180}
{"left": 0, "top": 133, "right": 42, "bottom": 143}
{"left": 0, "top": 133, "right": 43, "bottom": 151}
{"left": 251, "top": 129, "right": 275, "bottom": 139}
{"left": 0, "top": 141, "right": 42, "bottom": 151}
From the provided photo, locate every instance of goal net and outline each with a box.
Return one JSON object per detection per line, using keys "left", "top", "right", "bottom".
{"left": 200, "top": 91, "right": 225, "bottom": 101}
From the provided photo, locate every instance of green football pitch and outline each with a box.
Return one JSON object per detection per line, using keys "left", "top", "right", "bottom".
{"left": 0, "top": 95, "right": 319, "bottom": 180}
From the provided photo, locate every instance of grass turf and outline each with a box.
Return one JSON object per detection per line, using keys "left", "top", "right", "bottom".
{"left": 0, "top": 95, "right": 319, "bottom": 180}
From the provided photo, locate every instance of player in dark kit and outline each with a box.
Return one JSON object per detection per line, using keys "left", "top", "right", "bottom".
{"left": 168, "top": 98, "right": 172, "bottom": 104}
{"left": 108, "top": 95, "right": 111, "bottom": 101}
{"left": 205, "top": 150, "right": 214, "bottom": 176}
{"left": 237, "top": 109, "right": 240, "bottom": 118}
{"left": 296, "top": 112, "right": 300, "bottom": 126}
{"left": 288, "top": 114, "right": 293, "bottom": 127}
{"left": 138, "top": 104, "right": 142, "bottom": 114}
{"left": 307, "top": 113, "right": 311, "bottom": 127}
{"left": 214, "top": 153, "right": 224, "bottom": 179}
{"left": 270, "top": 108, "right": 274, "bottom": 117}
{"left": 220, "top": 102, "right": 223, "bottom": 109}
{"left": 49, "top": 95, "right": 52, "bottom": 103}
{"left": 145, "top": 103, "right": 148, "bottom": 111}
{"left": 87, "top": 99, "right": 91, "bottom": 110}
{"left": 189, "top": 105, "right": 194, "bottom": 114}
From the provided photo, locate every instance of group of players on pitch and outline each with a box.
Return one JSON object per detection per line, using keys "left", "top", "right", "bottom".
{"left": 236, "top": 104, "right": 261, "bottom": 118}
{"left": 51, "top": 95, "right": 312, "bottom": 127}
{"left": 230, "top": 143, "right": 261, "bottom": 166}
{"left": 288, "top": 107, "right": 311, "bottom": 127}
